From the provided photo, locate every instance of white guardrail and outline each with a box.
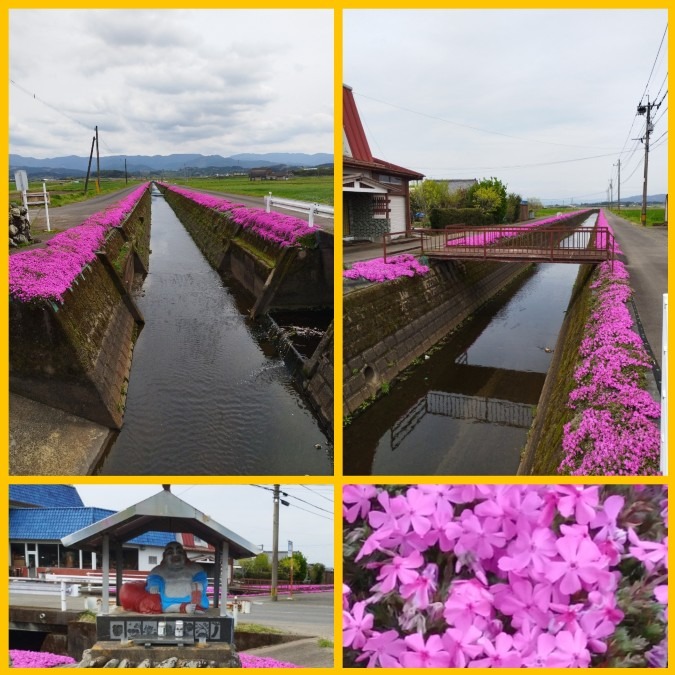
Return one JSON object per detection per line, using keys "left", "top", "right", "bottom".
{"left": 264, "top": 192, "right": 334, "bottom": 227}
{"left": 9, "top": 576, "right": 251, "bottom": 621}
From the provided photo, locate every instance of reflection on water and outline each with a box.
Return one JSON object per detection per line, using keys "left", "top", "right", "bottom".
{"left": 98, "top": 193, "right": 331, "bottom": 476}
{"left": 344, "top": 259, "right": 581, "bottom": 476}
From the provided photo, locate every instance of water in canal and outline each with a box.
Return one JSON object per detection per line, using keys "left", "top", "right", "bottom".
{"left": 98, "top": 190, "right": 331, "bottom": 476}
{"left": 345, "top": 245, "right": 589, "bottom": 475}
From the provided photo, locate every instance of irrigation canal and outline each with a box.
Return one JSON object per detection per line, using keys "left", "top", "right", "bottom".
{"left": 97, "top": 189, "right": 331, "bottom": 475}
{"left": 344, "top": 215, "right": 600, "bottom": 475}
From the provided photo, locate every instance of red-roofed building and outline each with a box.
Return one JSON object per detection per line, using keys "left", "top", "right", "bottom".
{"left": 343, "top": 85, "right": 424, "bottom": 240}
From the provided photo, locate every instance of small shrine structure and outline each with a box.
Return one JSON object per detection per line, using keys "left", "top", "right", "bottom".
{"left": 61, "top": 487, "right": 259, "bottom": 666}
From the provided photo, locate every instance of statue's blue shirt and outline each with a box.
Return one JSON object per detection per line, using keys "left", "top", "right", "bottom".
{"left": 146, "top": 569, "right": 209, "bottom": 611}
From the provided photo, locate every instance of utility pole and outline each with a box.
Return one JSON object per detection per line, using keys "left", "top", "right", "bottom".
{"left": 609, "top": 179, "right": 613, "bottom": 209}
{"left": 636, "top": 96, "right": 661, "bottom": 226}
{"left": 84, "top": 134, "right": 96, "bottom": 194}
{"left": 614, "top": 159, "right": 621, "bottom": 211}
{"left": 271, "top": 485, "right": 280, "bottom": 602}
{"left": 95, "top": 125, "right": 101, "bottom": 194}
{"left": 124, "top": 158, "right": 128, "bottom": 185}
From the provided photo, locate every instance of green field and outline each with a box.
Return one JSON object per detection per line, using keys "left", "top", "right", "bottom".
{"left": 532, "top": 206, "right": 585, "bottom": 218}
{"left": 9, "top": 174, "right": 334, "bottom": 208}
{"left": 172, "top": 175, "right": 334, "bottom": 206}
{"left": 9, "top": 178, "right": 143, "bottom": 208}
{"left": 608, "top": 208, "right": 666, "bottom": 226}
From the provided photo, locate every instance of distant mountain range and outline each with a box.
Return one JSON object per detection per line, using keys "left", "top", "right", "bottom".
{"left": 9, "top": 152, "right": 334, "bottom": 177}
{"left": 619, "top": 193, "right": 666, "bottom": 204}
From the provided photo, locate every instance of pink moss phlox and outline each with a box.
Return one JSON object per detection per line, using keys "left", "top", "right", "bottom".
{"left": 240, "top": 654, "right": 302, "bottom": 668}
{"left": 343, "top": 484, "right": 668, "bottom": 668}
{"left": 343, "top": 254, "right": 430, "bottom": 282}
{"left": 160, "top": 183, "right": 316, "bottom": 247}
{"left": 10, "top": 649, "right": 77, "bottom": 668}
{"left": 560, "top": 246, "right": 660, "bottom": 475}
{"left": 9, "top": 183, "right": 150, "bottom": 304}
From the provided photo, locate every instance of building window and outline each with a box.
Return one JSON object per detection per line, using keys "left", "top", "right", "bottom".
{"left": 38, "top": 544, "right": 59, "bottom": 568}
{"left": 372, "top": 195, "right": 390, "bottom": 220}
{"left": 10, "top": 543, "right": 26, "bottom": 568}
{"left": 148, "top": 556, "right": 158, "bottom": 565}
{"left": 378, "top": 174, "right": 402, "bottom": 185}
{"left": 82, "top": 550, "right": 94, "bottom": 569}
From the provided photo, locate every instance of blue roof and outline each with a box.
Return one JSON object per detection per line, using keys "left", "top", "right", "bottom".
{"left": 10, "top": 508, "right": 175, "bottom": 548}
{"left": 10, "top": 485, "right": 84, "bottom": 508}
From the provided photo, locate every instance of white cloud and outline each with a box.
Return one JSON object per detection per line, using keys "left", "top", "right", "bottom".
{"left": 9, "top": 9, "right": 333, "bottom": 158}
{"left": 344, "top": 9, "right": 667, "bottom": 201}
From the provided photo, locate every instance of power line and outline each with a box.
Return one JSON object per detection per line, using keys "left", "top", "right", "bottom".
{"left": 639, "top": 23, "right": 668, "bottom": 105}
{"left": 299, "top": 485, "right": 334, "bottom": 503}
{"left": 279, "top": 489, "right": 333, "bottom": 515}
{"left": 251, "top": 484, "right": 333, "bottom": 519}
{"left": 354, "top": 90, "right": 622, "bottom": 152}
{"left": 10, "top": 78, "right": 91, "bottom": 132}
{"left": 416, "top": 150, "right": 624, "bottom": 173}
{"left": 10, "top": 77, "right": 117, "bottom": 155}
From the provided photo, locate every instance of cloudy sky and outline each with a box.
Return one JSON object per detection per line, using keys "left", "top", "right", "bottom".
{"left": 10, "top": 10, "right": 333, "bottom": 159}
{"left": 73, "top": 484, "right": 334, "bottom": 567}
{"left": 344, "top": 10, "right": 668, "bottom": 204}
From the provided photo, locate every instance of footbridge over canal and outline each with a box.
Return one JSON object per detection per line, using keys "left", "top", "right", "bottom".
{"left": 408, "top": 225, "right": 616, "bottom": 264}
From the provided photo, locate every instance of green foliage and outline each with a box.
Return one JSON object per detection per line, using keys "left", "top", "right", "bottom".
{"left": 318, "top": 638, "right": 334, "bottom": 648}
{"left": 429, "top": 207, "right": 486, "bottom": 228}
{"left": 410, "top": 179, "right": 450, "bottom": 213}
{"left": 609, "top": 208, "right": 665, "bottom": 226}
{"left": 308, "top": 562, "right": 326, "bottom": 584}
{"left": 380, "top": 381, "right": 390, "bottom": 394}
{"left": 504, "top": 192, "right": 522, "bottom": 223}
{"left": 471, "top": 185, "right": 503, "bottom": 217}
{"left": 467, "top": 177, "right": 508, "bottom": 222}
{"left": 236, "top": 622, "right": 285, "bottom": 635}
{"left": 240, "top": 553, "right": 272, "bottom": 579}
{"left": 278, "top": 550, "right": 308, "bottom": 581}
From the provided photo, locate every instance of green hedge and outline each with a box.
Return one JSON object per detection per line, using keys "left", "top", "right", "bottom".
{"left": 429, "top": 207, "right": 487, "bottom": 228}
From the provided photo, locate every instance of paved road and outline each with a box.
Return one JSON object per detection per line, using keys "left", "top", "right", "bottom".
{"left": 604, "top": 209, "right": 667, "bottom": 366}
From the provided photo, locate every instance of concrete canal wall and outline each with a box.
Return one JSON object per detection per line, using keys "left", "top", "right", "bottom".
{"left": 9, "top": 190, "right": 151, "bottom": 429}
{"left": 158, "top": 186, "right": 333, "bottom": 313}
{"left": 343, "top": 258, "right": 532, "bottom": 415}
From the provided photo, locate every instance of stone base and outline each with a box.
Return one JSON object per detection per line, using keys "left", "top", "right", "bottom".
{"left": 97, "top": 612, "right": 234, "bottom": 644}
{"left": 87, "top": 641, "right": 241, "bottom": 668}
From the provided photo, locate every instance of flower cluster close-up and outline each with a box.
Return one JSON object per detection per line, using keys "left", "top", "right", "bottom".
{"left": 343, "top": 254, "right": 430, "bottom": 283}
{"left": 446, "top": 210, "right": 591, "bottom": 247}
{"left": 161, "top": 183, "right": 317, "bottom": 248}
{"left": 344, "top": 484, "right": 667, "bottom": 668}
{"left": 9, "top": 183, "right": 149, "bottom": 304}
{"left": 560, "top": 212, "right": 660, "bottom": 476}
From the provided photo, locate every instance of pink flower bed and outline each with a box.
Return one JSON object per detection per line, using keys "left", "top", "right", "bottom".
{"left": 9, "top": 183, "right": 149, "bottom": 303}
{"left": 10, "top": 650, "right": 76, "bottom": 667}
{"left": 343, "top": 484, "right": 668, "bottom": 669}
{"left": 560, "top": 214, "right": 660, "bottom": 475}
{"left": 446, "top": 209, "right": 591, "bottom": 247}
{"left": 160, "top": 183, "right": 316, "bottom": 247}
{"left": 343, "top": 254, "right": 430, "bottom": 282}
{"left": 240, "top": 654, "right": 301, "bottom": 668}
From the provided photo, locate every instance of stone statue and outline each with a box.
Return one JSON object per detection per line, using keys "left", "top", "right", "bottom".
{"left": 120, "top": 542, "right": 209, "bottom": 614}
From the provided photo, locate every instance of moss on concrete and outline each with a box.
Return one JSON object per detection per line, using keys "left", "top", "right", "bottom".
{"left": 519, "top": 264, "right": 596, "bottom": 475}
